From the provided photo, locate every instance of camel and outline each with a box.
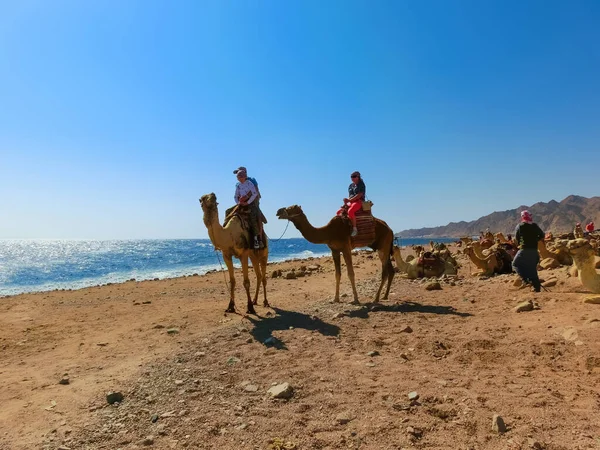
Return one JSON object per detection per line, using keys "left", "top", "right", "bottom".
{"left": 567, "top": 239, "right": 600, "bottom": 297}
{"left": 463, "top": 245, "right": 512, "bottom": 276}
{"left": 199, "top": 193, "right": 268, "bottom": 314}
{"left": 538, "top": 240, "right": 573, "bottom": 266}
{"left": 392, "top": 246, "right": 458, "bottom": 279}
{"left": 470, "top": 241, "right": 488, "bottom": 259}
{"left": 495, "top": 232, "right": 508, "bottom": 243}
{"left": 276, "top": 205, "right": 394, "bottom": 303}
{"left": 412, "top": 245, "right": 425, "bottom": 257}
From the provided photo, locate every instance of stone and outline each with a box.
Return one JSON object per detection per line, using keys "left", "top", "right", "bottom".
{"left": 562, "top": 328, "right": 578, "bottom": 342}
{"left": 166, "top": 328, "right": 179, "bottom": 335}
{"left": 515, "top": 300, "right": 534, "bottom": 313}
{"left": 335, "top": 412, "right": 354, "bottom": 425}
{"left": 408, "top": 391, "right": 419, "bottom": 401}
{"left": 151, "top": 414, "right": 159, "bottom": 423}
{"left": 583, "top": 295, "right": 600, "bottom": 304}
{"left": 285, "top": 272, "right": 297, "bottom": 280}
{"left": 399, "top": 325, "right": 413, "bottom": 333}
{"left": 492, "top": 414, "right": 507, "bottom": 433}
{"left": 106, "top": 391, "right": 124, "bottom": 405}
{"left": 367, "top": 351, "right": 380, "bottom": 357}
{"left": 527, "top": 438, "right": 544, "bottom": 449}
{"left": 540, "top": 258, "right": 560, "bottom": 270}
{"left": 267, "top": 382, "right": 294, "bottom": 399}
{"left": 227, "top": 356, "right": 241, "bottom": 365}
{"left": 425, "top": 282, "right": 442, "bottom": 291}
{"left": 542, "top": 278, "right": 558, "bottom": 288}
{"left": 142, "top": 435, "right": 154, "bottom": 445}
{"left": 59, "top": 376, "right": 70, "bottom": 385}
{"left": 244, "top": 384, "right": 259, "bottom": 392}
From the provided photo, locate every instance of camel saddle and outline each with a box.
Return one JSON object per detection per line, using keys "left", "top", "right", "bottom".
{"left": 350, "top": 208, "right": 376, "bottom": 248}
{"left": 417, "top": 251, "right": 444, "bottom": 271}
{"left": 224, "top": 205, "right": 267, "bottom": 228}
{"left": 223, "top": 205, "right": 268, "bottom": 250}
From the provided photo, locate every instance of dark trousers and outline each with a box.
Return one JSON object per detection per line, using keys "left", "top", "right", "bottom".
{"left": 512, "top": 248, "right": 541, "bottom": 290}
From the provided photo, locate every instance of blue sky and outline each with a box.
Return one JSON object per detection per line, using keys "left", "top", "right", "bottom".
{"left": 1, "top": 0, "right": 599, "bottom": 239}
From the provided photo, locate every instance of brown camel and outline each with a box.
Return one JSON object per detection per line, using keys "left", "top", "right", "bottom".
{"left": 199, "top": 193, "right": 268, "bottom": 314}
{"left": 538, "top": 240, "right": 573, "bottom": 266}
{"left": 392, "top": 246, "right": 458, "bottom": 279}
{"left": 463, "top": 246, "right": 501, "bottom": 276}
{"left": 276, "top": 205, "right": 394, "bottom": 303}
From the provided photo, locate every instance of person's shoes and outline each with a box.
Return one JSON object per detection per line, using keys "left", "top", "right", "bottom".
{"left": 351, "top": 228, "right": 358, "bottom": 237}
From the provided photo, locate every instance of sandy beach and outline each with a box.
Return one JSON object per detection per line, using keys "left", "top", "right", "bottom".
{"left": 1, "top": 245, "right": 599, "bottom": 450}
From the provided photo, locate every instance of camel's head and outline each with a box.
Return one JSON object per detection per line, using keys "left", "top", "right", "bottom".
{"left": 567, "top": 238, "right": 595, "bottom": 261}
{"left": 199, "top": 193, "right": 218, "bottom": 212}
{"left": 276, "top": 205, "right": 304, "bottom": 221}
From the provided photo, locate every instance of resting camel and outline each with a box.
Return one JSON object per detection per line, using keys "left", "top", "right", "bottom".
{"left": 276, "top": 205, "right": 394, "bottom": 303}
{"left": 392, "top": 246, "right": 458, "bottom": 279}
{"left": 538, "top": 240, "right": 573, "bottom": 266}
{"left": 199, "top": 193, "right": 268, "bottom": 314}
{"left": 495, "top": 232, "right": 508, "bottom": 243}
{"left": 463, "top": 245, "right": 512, "bottom": 276}
{"left": 567, "top": 239, "right": 600, "bottom": 294}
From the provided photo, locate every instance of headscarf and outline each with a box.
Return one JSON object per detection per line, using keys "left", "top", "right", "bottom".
{"left": 521, "top": 210, "right": 533, "bottom": 224}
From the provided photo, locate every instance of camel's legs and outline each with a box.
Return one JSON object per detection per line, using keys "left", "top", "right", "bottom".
{"left": 223, "top": 255, "right": 236, "bottom": 313}
{"left": 250, "top": 254, "right": 261, "bottom": 305}
{"left": 240, "top": 257, "right": 256, "bottom": 315}
{"left": 342, "top": 249, "right": 359, "bottom": 304}
{"left": 260, "top": 254, "right": 269, "bottom": 307}
{"left": 332, "top": 251, "right": 342, "bottom": 302}
{"left": 249, "top": 251, "right": 269, "bottom": 307}
{"left": 374, "top": 248, "right": 394, "bottom": 302}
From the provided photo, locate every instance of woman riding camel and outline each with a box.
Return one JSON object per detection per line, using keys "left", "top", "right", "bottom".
{"left": 337, "top": 171, "right": 366, "bottom": 237}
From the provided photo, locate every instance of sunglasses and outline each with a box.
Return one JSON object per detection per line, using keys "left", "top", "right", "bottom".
{"left": 351, "top": 175, "right": 359, "bottom": 178}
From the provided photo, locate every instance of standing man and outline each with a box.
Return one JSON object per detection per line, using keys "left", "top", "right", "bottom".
{"left": 512, "top": 210, "right": 545, "bottom": 292}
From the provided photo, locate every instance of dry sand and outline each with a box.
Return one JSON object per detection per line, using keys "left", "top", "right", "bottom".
{"left": 1, "top": 245, "right": 599, "bottom": 450}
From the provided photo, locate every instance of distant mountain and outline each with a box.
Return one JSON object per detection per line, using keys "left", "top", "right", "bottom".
{"left": 396, "top": 195, "right": 600, "bottom": 238}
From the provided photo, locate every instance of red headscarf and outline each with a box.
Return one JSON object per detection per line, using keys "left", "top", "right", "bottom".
{"left": 521, "top": 210, "right": 533, "bottom": 224}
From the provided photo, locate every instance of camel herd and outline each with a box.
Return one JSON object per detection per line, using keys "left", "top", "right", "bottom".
{"left": 199, "top": 192, "right": 600, "bottom": 313}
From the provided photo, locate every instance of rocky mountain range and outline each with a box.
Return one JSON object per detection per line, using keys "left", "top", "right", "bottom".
{"left": 396, "top": 195, "right": 600, "bottom": 238}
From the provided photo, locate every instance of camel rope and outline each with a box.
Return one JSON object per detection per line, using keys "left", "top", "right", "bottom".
{"left": 267, "top": 220, "right": 291, "bottom": 243}
{"left": 207, "top": 221, "right": 231, "bottom": 292}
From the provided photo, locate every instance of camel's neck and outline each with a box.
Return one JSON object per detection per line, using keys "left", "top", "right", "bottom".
{"left": 471, "top": 242, "right": 486, "bottom": 259}
{"left": 393, "top": 249, "right": 410, "bottom": 272}
{"left": 289, "top": 214, "right": 336, "bottom": 244}
{"left": 538, "top": 241, "right": 556, "bottom": 258}
{"left": 203, "top": 206, "right": 226, "bottom": 247}
{"left": 466, "top": 249, "right": 488, "bottom": 269}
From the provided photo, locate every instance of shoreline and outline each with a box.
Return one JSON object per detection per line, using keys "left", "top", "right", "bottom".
{"left": 0, "top": 251, "right": 333, "bottom": 299}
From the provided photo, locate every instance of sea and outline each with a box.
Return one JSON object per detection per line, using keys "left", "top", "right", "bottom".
{"left": 0, "top": 237, "right": 456, "bottom": 297}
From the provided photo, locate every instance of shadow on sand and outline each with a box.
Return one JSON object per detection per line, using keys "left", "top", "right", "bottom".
{"left": 345, "top": 300, "right": 473, "bottom": 319}
{"left": 246, "top": 307, "right": 340, "bottom": 350}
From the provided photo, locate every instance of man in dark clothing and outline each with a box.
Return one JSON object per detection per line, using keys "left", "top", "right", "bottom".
{"left": 512, "top": 210, "right": 545, "bottom": 292}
